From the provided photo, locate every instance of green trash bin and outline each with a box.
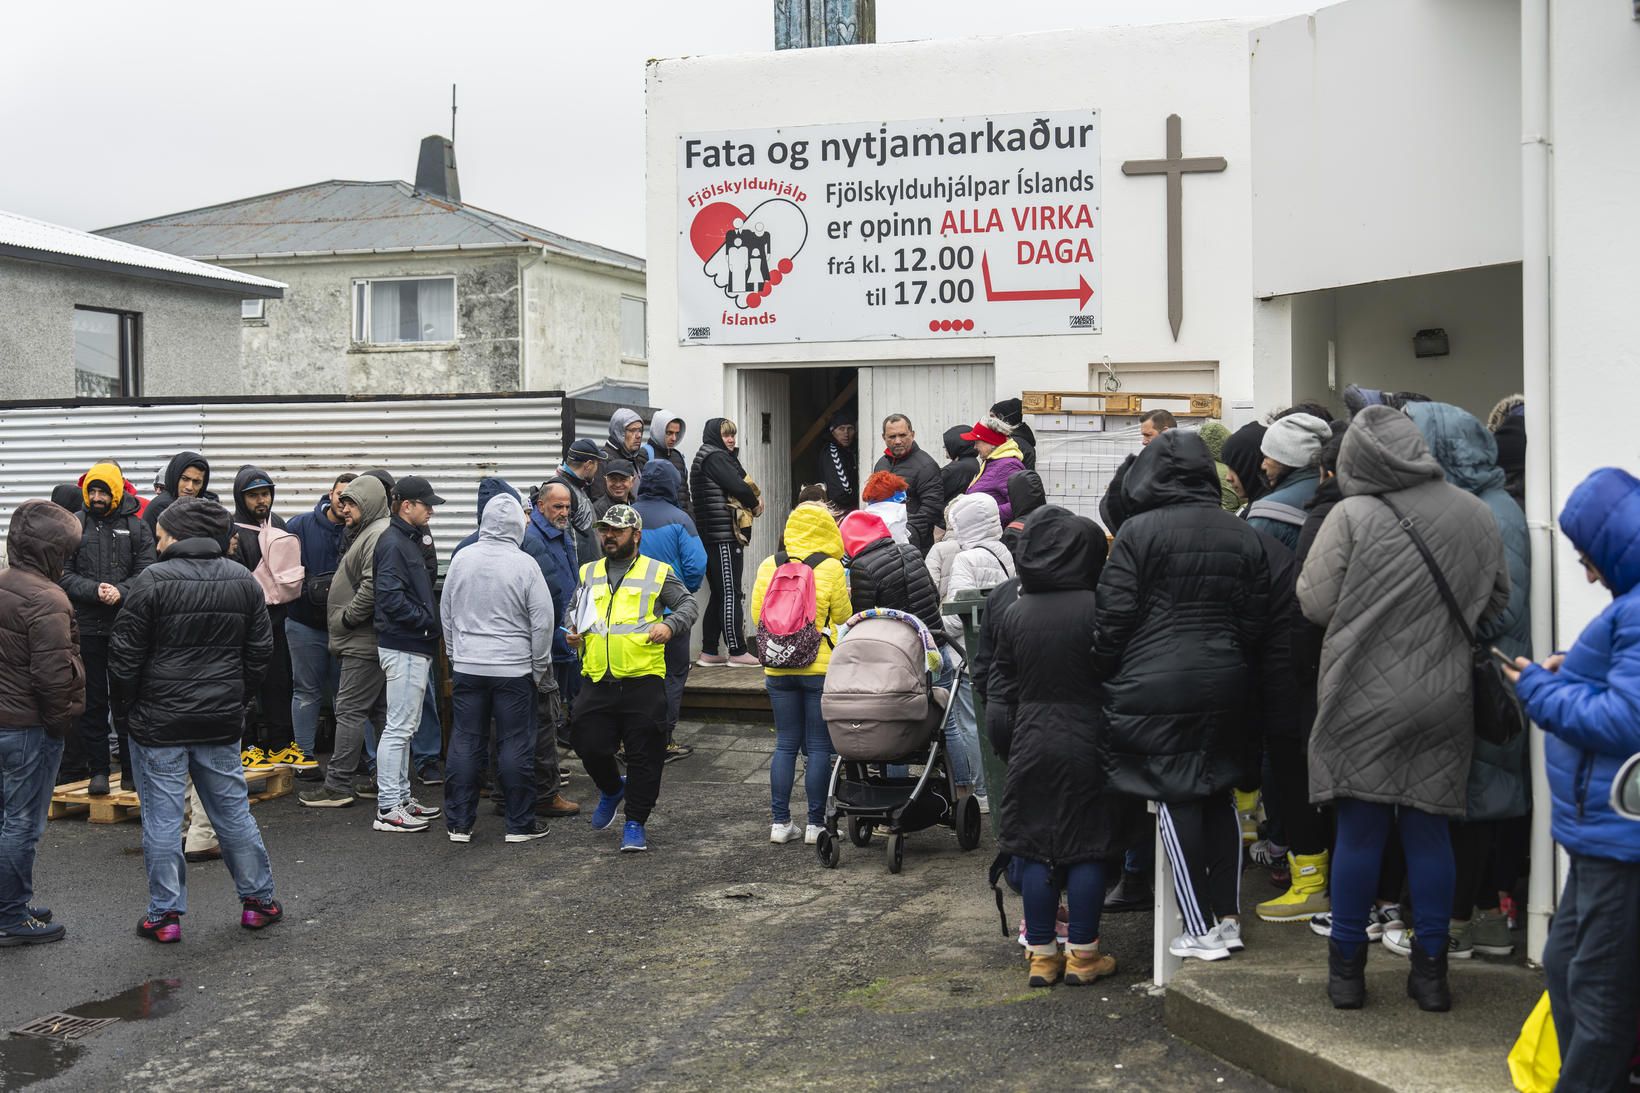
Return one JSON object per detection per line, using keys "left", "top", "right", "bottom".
{"left": 943, "top": 587, "right": 1007, "bottom": 837}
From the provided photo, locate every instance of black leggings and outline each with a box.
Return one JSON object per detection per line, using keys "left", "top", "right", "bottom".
{"left": 1265, "top": 739, "right": 1329, "bottom": 856}
{"left": 1451, "top": 819, "right": 1504, "bottom": 918}
{"left": 703, "top": 542, "right": 747, "bottom": 656}
{"left": 1159, "top": 795, "right": 1242, "bottom": 937}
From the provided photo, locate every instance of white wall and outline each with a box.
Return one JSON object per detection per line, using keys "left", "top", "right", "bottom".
{"left": 1547, "top": 2, "right": 1640, "bottom": 636}
{"left": 1250, "top": 0, "right": 1521, "bottom": 296}
{"left": 522, "top": 256, "right": 648, "bottom": 394}
{"left": 646, "top": 21, "right": 1263, "bottom": 446}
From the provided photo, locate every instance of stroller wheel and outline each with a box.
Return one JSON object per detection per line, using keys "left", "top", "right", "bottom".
{"left": 956, "top": 794, "right": 982, "bottom": 851}
{"left": 816, "top": 829, "right": 841, "bottom": 868}
{"left": 847, "top": 815, "right": 873, "bottom": 847}
{"left": 886, "top": 832, "right": 904, "bottom": 874}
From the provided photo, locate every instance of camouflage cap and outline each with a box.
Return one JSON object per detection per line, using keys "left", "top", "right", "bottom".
{"left": 594, "top": 504, "right": 642, "bottom": 530}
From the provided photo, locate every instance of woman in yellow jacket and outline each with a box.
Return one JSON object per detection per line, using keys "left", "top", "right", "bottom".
{"left": 750, "top": 502, "right": 853, "bottom": 846}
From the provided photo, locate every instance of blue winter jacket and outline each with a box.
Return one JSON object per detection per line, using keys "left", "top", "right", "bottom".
{"left": 373, "top": 515, "right": 439, "bottom": 657}
{"left": 285, "top": 497, "right": 346, "bottom": 631}
{"left": 524, "top": 506, "right": 578, "bottom": 659}
{"left": 1518, "top": 467, "right": 1640, "bottom": 862}
{"left": 631, "top": 460, "right": 706, "bottom": 596}
{"left": 1408, "top": 402, "right": 1532, "bottom": 819}
{"left": 1246, "top": 466, "right": 1319, "bottom": 551}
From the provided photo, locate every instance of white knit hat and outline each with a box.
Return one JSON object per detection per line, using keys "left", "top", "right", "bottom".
{"left": 1261, "top": 413, "right": 1332, "bottom": 469}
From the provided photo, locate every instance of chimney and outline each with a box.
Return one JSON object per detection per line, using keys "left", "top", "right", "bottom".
{"left": 415, "top": 135, "right": 461, "bottom": 203}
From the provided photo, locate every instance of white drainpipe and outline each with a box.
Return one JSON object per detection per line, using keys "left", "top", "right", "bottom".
{"left": 1521, "top": 0, "right": 1555, "bottom": 967}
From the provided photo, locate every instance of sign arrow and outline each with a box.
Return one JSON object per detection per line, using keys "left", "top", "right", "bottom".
{"left": 980, "top": 253, "right": 1093, "bottom": 310}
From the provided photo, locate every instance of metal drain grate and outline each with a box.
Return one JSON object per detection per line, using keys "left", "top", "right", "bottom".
{"left": 11, "top": 1014, "right": 120, "bottom": 1040}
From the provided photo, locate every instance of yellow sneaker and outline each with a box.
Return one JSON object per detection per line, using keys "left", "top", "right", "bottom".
{"left": 1234, "top": 788, "right": 1262, "bottom": 845}
{"left": 1026, "top": 945, "right": 1065, "bottom": 988}
{"left": 266, "top": 745, "right": 318, "bottom": 770}
{"left": 1256, "top": 850, "right": 1331, "bottom": 922}
{"left": 241, "top": 747, "right": 277, "bottom": 771}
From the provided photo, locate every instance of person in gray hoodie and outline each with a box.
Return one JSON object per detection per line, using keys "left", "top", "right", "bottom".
{"left": 641, "top": 410, "right": 692, "bottom": 519}
{"left": 440, "top": 492, "right": 555, "bottom": 843}
{"left": 300, "top": 474, "right": 391, "bottom": 807}
{"left": 589, "top": 408, "right": 650, "bottom": 504}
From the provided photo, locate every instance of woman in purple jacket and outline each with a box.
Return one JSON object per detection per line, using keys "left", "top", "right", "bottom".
{"left": 962, "top": 419, "right": 1028, "bottom": 523}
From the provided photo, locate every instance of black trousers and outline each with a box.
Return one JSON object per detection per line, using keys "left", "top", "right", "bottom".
{"left": 247, "top": 605, "right": 293, "bottom": 752}
{"left": 70, "top": 633, "right": 130, "bottom": 784}
{"left": 572, "top": 675, "right": 667, "bottom": 824}
{"left": 703, "top": 542, "right": 746, "bottom": 656}
{"left": 1158, "top": 794, "right": 1242, "bottom": 937}
{"left": 1450, "top": 819, "right": 1504, "bottom": 917}
{"left": 1265, "top": 738, "right": 1329, "bottom": 856}
{"left": 1543, "top": 854, "right": 1640, "bottom": 1093}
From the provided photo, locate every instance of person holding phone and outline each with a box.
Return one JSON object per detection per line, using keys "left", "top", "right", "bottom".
{"left": 1503, "top": 468, "right": 1640, "bottom": 1093}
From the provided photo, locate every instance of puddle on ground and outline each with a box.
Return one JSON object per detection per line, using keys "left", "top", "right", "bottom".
{"left": 0, "top": 978, "right": 182, "bottom": 1089}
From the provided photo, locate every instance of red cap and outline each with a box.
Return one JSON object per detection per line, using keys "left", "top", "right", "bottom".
{"left": 960, "top": 421, "right": 1008, "bottom": 447}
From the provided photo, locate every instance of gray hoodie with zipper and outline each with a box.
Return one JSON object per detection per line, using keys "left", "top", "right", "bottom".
{"left": 440, "top": 492, "right": 554, "bottom": 679}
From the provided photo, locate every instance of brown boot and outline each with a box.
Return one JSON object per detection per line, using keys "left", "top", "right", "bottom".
{"left": 537, "top": 793, "right": 581, "bottom": 817}
{"left": 1026, "top": 944, "right": 1065, "bottom": 988}
{"left": 1064, "top": 942, "right": 1117, "bottom": 986}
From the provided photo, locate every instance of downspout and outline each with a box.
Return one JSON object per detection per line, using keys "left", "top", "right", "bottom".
{"left": 517, "top": 247, "right": 547, "bottom": 389}
{"left": 1521, "top": 0, "right": 1555, "bottom": 967}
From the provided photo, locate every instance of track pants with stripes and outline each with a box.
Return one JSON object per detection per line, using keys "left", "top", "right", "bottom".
{"left": 1158, "top": 794, "right": 1242, "bottom": 937}
{"left": 703, "top": 541, "right": 747, "bottom": 657}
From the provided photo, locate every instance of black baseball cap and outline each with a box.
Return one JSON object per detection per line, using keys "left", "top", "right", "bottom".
{"left": 394, "top": 475, "right": 446, "bottom": 505}
{"left": 567, "top": 438, "right": 608, "bottom": 464}
{"left": 605, "top": 459, "right": 637, "bottom": 478}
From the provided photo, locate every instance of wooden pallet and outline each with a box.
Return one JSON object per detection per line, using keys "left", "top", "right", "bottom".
{"left": 49, "top": 765, "right": 294, "bottom": 824}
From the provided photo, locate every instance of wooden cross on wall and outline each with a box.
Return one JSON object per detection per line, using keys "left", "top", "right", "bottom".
{"left": 1121, "top": 114, "right": 1227, "bottom": 341}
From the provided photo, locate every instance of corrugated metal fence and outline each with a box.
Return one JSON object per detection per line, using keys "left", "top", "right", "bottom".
{"left": 0, "top": 394, "right": 564, "bottom": 566}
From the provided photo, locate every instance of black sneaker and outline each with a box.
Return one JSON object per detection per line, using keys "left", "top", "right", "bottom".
{"left": 352, "top": 777, "right": 378, "bottom": 799}
{"left": 417, "top": 762, "right": 445, "bottom": 786}
{"left": 505, "top": 819, "right": 551, "bottom": 844}
{"left": 0, "top": 917, "right": 65, "bottom": 947}
{"left": 664, "top": 742, "right": 694, "bottom": 763}
{"left": 1103, "top": 871, "right": 1152, "bottom": 913}
{"left": 299, "top": 786, "right": 357, "bottom": 808}
{"left": 294, "top": 765, "right": 325, "bottom": 783}
{"left": 28, "top": 906, "right": 51, "bottom": 924}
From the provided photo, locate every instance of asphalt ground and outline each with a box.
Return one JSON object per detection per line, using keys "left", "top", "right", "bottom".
{"left": 1, "top": 720, "right": 1274, "bottom": 1092}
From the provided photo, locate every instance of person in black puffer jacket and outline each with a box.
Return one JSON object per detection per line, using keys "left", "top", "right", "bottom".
{"left": 107, "top": 498, "right": 280, "bottom": 941}
{"left": 691, "top": 418, "right": 762, "bottom": 662}
{"left": 938, "top": 426, "right": 981, "bottom": 535}
{"left": 990, "top": 398, "right": 1038, "bottom": 471}
{"left": 838, "top": 510, "right": 942, "bottom": 636}
{"left": 989, "top": 506, "right": 1140, "bottom": 987}
{"left": 1092, "top": 429, "right": 1273, "bottom": 959}
{"left": 1000, "top": 470, "right": 1047, "bottom": 563}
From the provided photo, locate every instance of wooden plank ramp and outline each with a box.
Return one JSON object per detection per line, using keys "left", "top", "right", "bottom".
{"left": 682, "top": 663, "right": 773, "bottom": 719}
{"left": 50, "top": 766, "right": 295, "bottom": 824}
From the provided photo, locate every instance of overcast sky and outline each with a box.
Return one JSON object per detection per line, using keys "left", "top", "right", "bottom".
{"left": 3, "top": 0, "right": 1307, "bottom": 258}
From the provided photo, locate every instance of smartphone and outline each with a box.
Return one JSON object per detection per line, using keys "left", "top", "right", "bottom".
{"left": 1489, "top": 646, "right": 1517, "bottom": 670}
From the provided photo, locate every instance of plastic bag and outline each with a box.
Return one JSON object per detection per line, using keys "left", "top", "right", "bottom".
{"left": 1507, "top": 992, "right": 1559, "bottom": 1093}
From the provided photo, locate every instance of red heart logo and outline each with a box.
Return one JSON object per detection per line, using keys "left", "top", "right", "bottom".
{"left": 689, "top": 202, "right": 744, "bottom": 263}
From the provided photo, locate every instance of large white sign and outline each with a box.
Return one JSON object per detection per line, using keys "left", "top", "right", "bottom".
{"left": 676, "top": 110, "right": 1101, "bottom": 346}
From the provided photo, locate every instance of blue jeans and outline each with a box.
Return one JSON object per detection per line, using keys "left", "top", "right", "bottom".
{"left": 130, "top": 740, "right": 275, "bottom": 918}
{"left": 943, "top": 647, "right": 981, "bottom": 791}
{"left": 0, "top": 729, "right": 64, "bottom": 927}
{"left": 446, "top": 673, "right": 537, "bottom": 835}
{"left": 362, "top": 672, "right": 441, "bottom": 771}
{"left": 285, "top": 618, "right": 339, "bottom": 756}
{"left": 1022, "top": 859, "right": 1106, "bottom": 946}
{"left": 1330, "top": 798, "right": 1453, "bottom": 958}
{"left": 376, "top": 649, "right": 431, "bottom": 811}
{"left": 767, "top": 674, "right": 832, "bottom": 827}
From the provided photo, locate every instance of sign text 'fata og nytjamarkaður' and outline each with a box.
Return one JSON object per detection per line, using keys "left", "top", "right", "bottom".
{"left": 676, "top": 110, "right": 1101, "bottom": 346}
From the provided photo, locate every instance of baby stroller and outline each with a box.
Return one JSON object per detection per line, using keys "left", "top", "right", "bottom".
{"left": 815, "top": 609, "right": 983, "bottom": 873}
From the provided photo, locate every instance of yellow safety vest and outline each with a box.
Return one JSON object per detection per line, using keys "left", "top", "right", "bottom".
{"left": 577, "top": 554, "right": 671, "bottom": 680}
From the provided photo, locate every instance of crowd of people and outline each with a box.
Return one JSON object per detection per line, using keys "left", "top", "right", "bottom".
{"left": 1, "top": 390, "right": 1636, "bottom": 1089}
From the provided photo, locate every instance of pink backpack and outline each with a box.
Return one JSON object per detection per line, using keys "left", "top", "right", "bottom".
{"left": 238, "top": 522, "right": 305, "bottom": 605}
{"left": 755, "top": 551, "right": 828, "bottom": 669}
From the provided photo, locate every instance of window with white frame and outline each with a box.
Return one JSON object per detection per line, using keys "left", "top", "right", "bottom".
{"left": 352, "top": 276, "right": 457, "bottom": 344}
{"left": 241, "top": 299, "right": 265, "bottom": 320}
{"left": 619, "top": 295, "right": 647, "bottom": 361}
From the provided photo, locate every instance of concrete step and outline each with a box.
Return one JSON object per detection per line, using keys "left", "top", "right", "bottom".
{"left": 1165, "top": 907, "right": 1540, "bottom": 1092}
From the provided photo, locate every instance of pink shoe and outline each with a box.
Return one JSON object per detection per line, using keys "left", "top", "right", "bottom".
{"left": 727, "top": 653, "right": 761, "bottom": 667}
{"left": 138, "top": 912, "right": 182, "bottom": 943}
{"left": 241, "top": 898, "right": 283, "bottom": 930}
{"left": 696, "top": 652, "right": 728, "bottom": 666}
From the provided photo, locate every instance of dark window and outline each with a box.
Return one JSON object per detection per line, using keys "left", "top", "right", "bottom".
{"left": 72, "top": 307, "right": 140, "bottom": 397}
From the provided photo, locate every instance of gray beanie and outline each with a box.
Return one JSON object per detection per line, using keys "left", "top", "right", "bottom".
{"left": 1261, "top": 412, "right": 1332, "bottom": 469}
{"left": 158, "top": 496, "right": 233, "bottom": 548}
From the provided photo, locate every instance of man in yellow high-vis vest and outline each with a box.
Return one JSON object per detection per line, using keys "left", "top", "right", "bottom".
{"left": 566, "top": 505, "right": 700, "bottom": 852}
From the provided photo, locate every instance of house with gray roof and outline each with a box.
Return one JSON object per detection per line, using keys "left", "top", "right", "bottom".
{"left": 98, "top": 136, "right": 647, "bottom": 398}
{"left": 0, "top": 208, "right": 285, "bottom": 400}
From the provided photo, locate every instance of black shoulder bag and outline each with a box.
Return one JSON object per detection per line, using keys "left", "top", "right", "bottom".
{"left": 1378, "top": 496, "right": 1525, "bottom": 745}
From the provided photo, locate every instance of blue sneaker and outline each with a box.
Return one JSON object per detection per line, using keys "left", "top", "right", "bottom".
{"left": 621, "top": 820, "right": 648, "bottom": 853}
{"left": 590, "top": 777, "right": 626, "bottom": 831}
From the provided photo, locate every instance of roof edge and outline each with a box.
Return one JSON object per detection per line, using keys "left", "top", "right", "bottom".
{"left": 0, "top": 245, "right": 286, "bottom": 297}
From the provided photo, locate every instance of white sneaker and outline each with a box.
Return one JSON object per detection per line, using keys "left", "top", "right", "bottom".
{"left": 448, "top": 830, "right": 472, "bottom": 844}
{"left": 975, "top": 794, "right": 991, "bottom": 815}
{"left": 804, "top": 824, "right": 824, "bottom": 845}
{"left": 1213, "top": 919, "right": 1245, "bottom": 952}
{"left": 1169, "top": 931, "right": 1232, "bottom": 962}
{"left": 770, "top": 822, "right": 802, "bottom": 844}
{"left": 372, "top": 805, "right": 429, "bottom": 833}
{"left": 1309, "top": 912, "right": 1333, "bottom": 938}
{"left": 1370, "top": 903, "right": 1404, "bottom": 940}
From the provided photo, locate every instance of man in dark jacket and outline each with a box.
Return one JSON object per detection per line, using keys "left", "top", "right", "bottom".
{"left": 527, "top": 481, "right": 583, "bottom": 785}
{"left": 640, "top": 410, "right": 693, "bottom": 518}
{"left": 370, "top": 477, "right": 445, "bottom": 832}
{"left": 551, "top": 440, "right": 607, "bottom": 565}
{"left": 1000, "top": 470, "right": 1047, "bottom": 563}
{"left": 59, "top": 460, "right": 156, "bottom": 794}
{"left": 815, "top": 410, "right": 859, "bottom": 514}
{"left": 691, "top": 418, "right": 762, "bottom": 664}
{"left": 0, "top": 501, "right": 86, "bottom": 946}
{"left": 283, "top": 473, "right": 355, "bottom": 778}
{"left": 143, "top": 452, "right": 214, "bottom": 534}
{"left": 589, "top": 410, "right": 650, "bottom": 504}
{"left": 1092, "top": 430, "right": 1273, "bottom": 962}
{"left": 108, "top": 498, "right": 280, "bottom": 944}
{"left": 1099, "top": 410, "right": 1174, "bottom": 535}
{"left": 632, "top": 461, "right": 707, "bottom": 760}
{"left": 594, "top": 460, "right": 638, "bottom": 518}
{"left": 229, "top": 466, "right": 296, "bottom": 769}
{"left": 938, "top": 426, "right": 980, "bottom": 536}
{"left": 990, "top": 398, "right": 1037, "bottom": 470}
{"left": 874, "top": 414, "right": 944, "bottom": 556}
